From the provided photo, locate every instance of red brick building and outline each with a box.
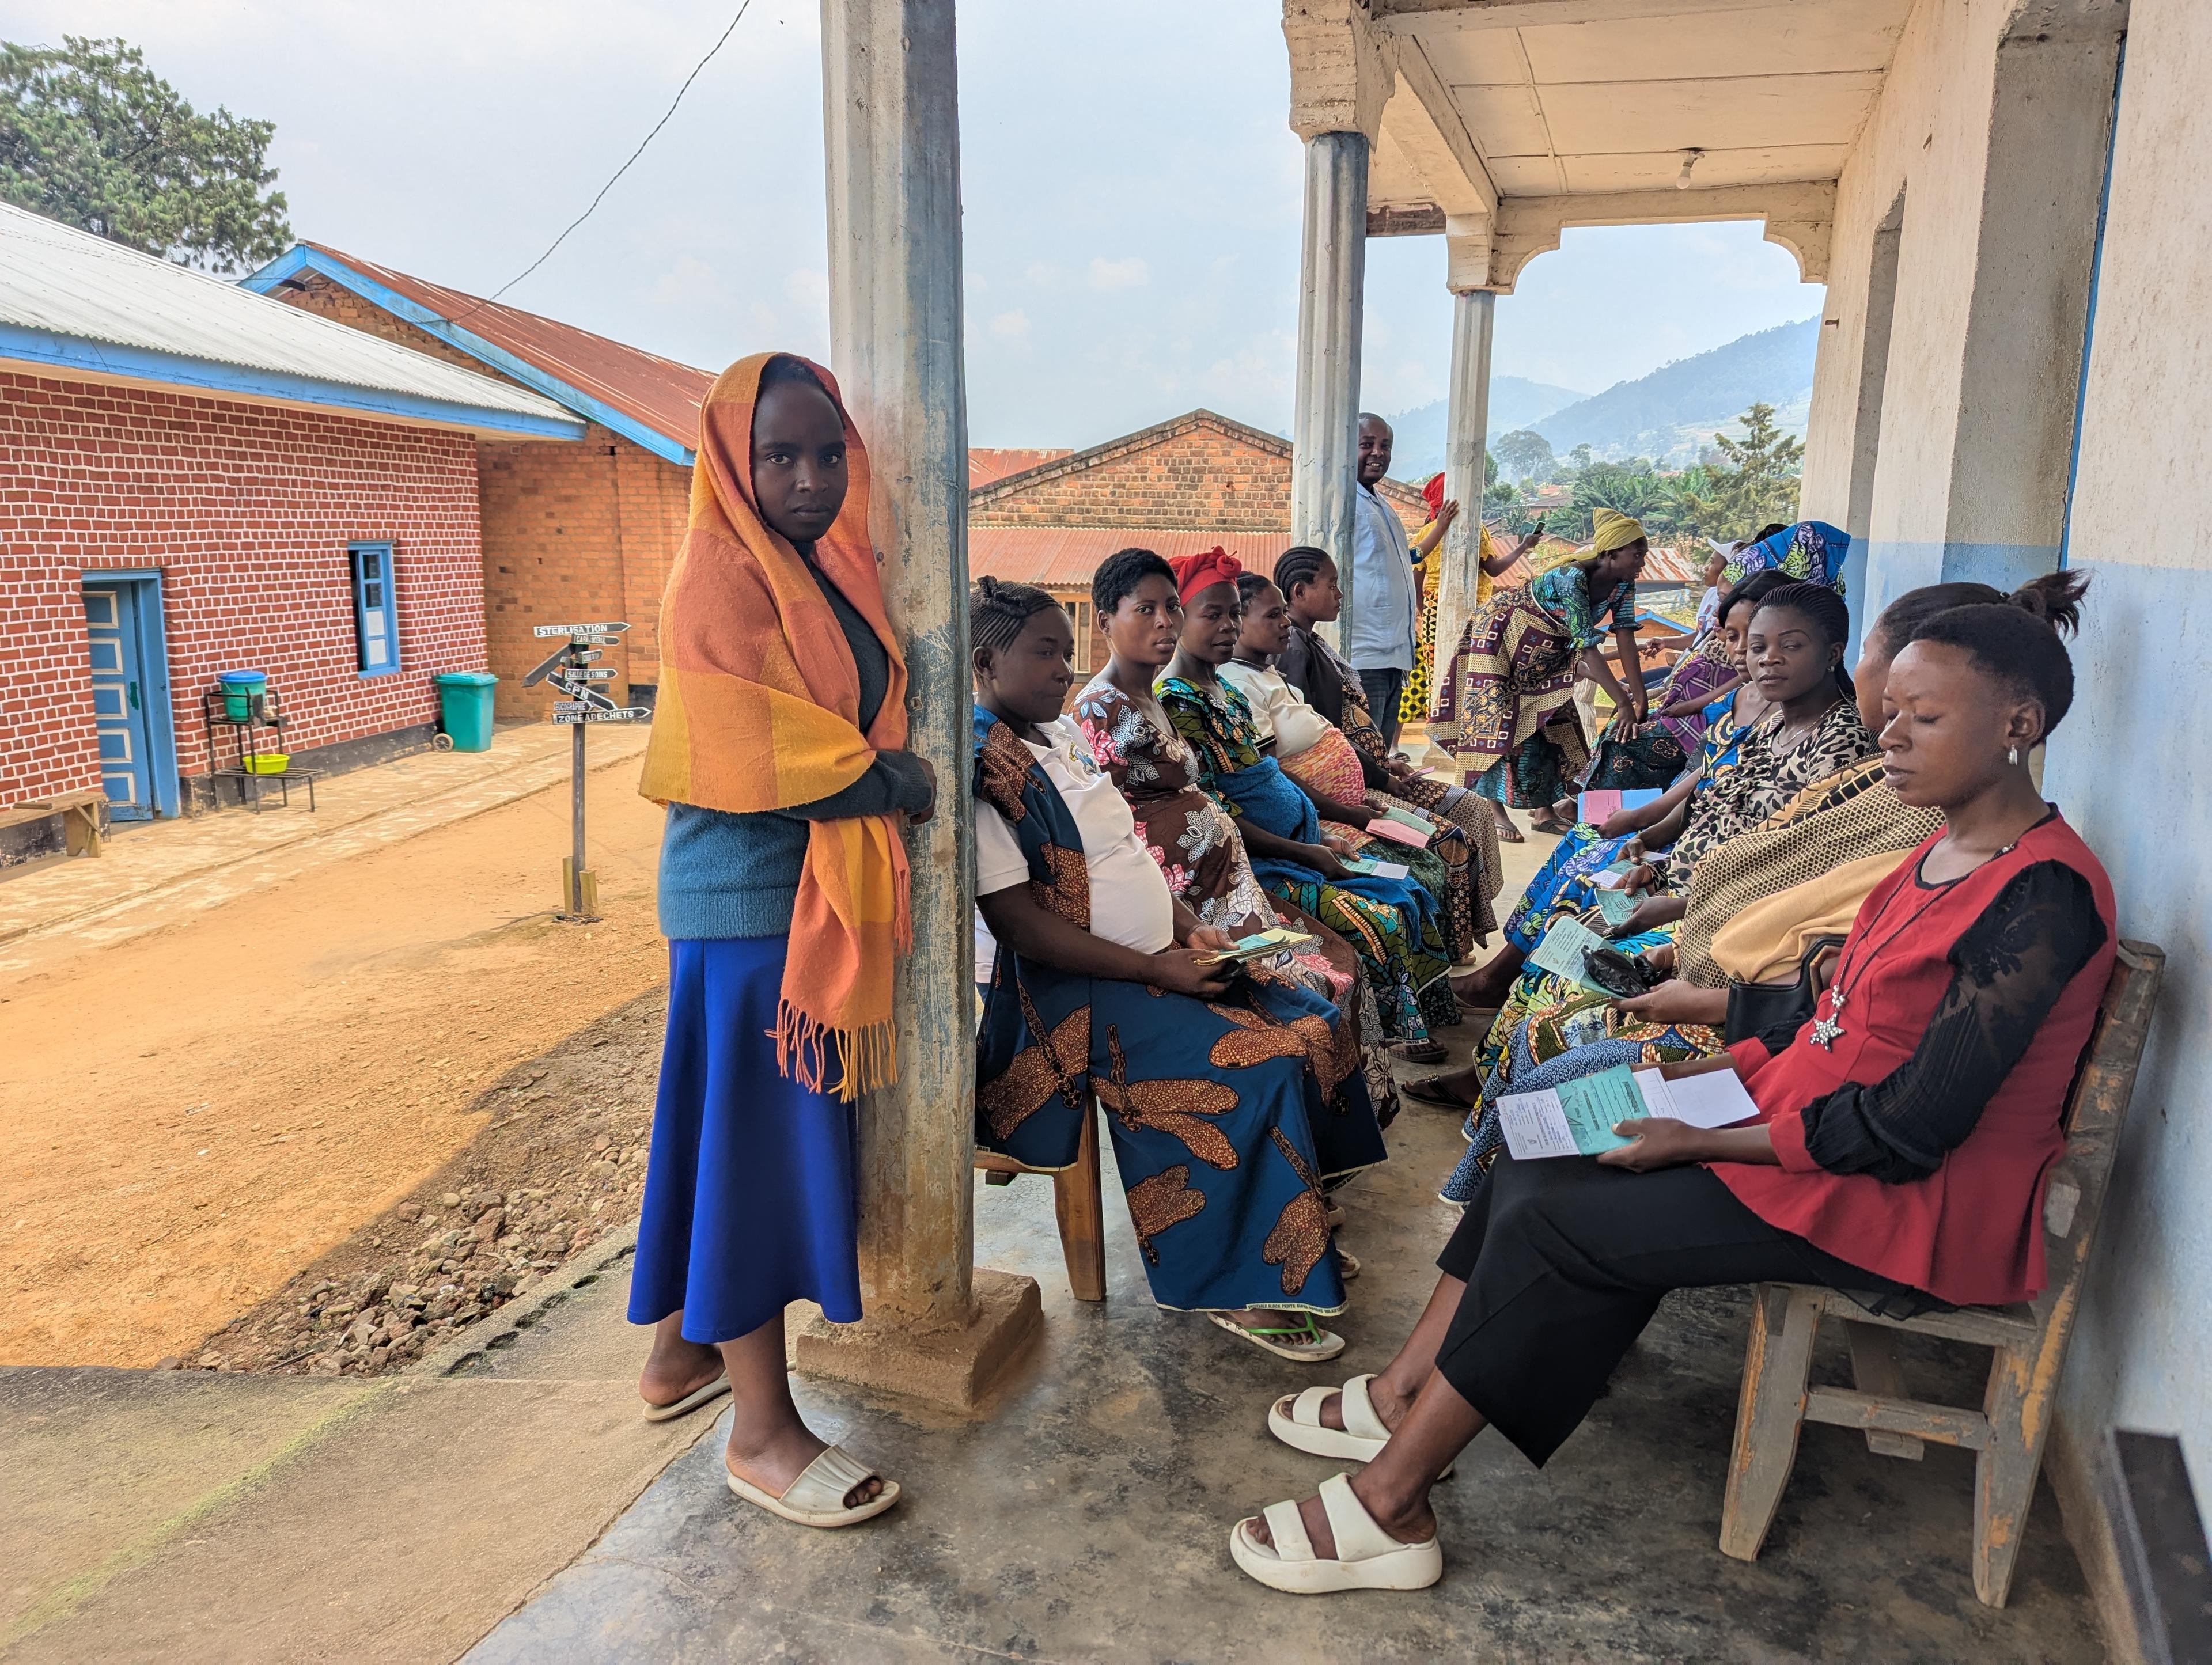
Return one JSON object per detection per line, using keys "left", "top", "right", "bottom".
{"left": 245, "top": 246, "right": 713, "bottom": 719}
{"left": 0, "top": 205, "right": 580, "bottom": 856}
{"left": 967, "top": 408, "right": 1430, "bottom": 674}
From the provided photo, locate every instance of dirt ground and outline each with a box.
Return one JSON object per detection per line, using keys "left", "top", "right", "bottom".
{"left": 0, "top": 759, "right": 669, "bottom": 1368}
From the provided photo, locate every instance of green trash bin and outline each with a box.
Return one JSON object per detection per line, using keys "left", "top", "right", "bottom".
{"left": 434, "top": 671, "right": 498, "bottom": 753}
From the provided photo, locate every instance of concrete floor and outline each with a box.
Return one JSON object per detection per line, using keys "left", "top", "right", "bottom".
{"left": 467, "top": 1101, "right": 2106, "bottom": 1663}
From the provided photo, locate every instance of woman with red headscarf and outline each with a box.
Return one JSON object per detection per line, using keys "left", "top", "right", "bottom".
{"left": 1156, "top": 548, "right": 1461, "bottom": 1061}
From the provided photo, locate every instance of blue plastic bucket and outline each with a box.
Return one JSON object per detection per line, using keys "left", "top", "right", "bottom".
{"left": 219, "top": 669, "right": 267, "bottom": 723}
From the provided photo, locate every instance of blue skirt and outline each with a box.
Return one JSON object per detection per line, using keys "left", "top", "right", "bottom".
{"left": 627, "top": 937, "right": 863, "bottom": 1344}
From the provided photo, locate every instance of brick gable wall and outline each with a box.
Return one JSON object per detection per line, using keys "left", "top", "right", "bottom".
{"left": 275, "top": 275, "right": 692, "bottom": 718}
{"left": 970, "top": 415, "right": 1428, "bottom": 536}
{"left": 1, "top": 369, "right": 485, "bottom": 809}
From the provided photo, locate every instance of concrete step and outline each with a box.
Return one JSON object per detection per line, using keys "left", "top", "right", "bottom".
{"left": 1, "top": 1241, "right": 706, "bottom": 1663}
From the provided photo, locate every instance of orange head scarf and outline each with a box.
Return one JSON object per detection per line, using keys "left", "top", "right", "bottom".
{"left": 1169, "top": 546, "right": 1244, "bottom": 604}
{"left": 638, "top": 352, "right": 911, "bottom": 1100}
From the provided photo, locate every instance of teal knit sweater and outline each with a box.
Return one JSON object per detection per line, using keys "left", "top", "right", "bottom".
{"left": 656, "top": 556, "right": 931, "bottom": 940}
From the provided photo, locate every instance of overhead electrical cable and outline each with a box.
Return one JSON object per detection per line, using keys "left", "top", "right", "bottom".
{"left": 447, "top": 0, "right": 753, "bottom": 324}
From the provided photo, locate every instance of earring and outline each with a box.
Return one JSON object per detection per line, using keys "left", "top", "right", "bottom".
{"left": 2007, "top": 746, "right": 2021, "bottom": 766}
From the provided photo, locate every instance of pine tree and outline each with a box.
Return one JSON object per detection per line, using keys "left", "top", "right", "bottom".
{"left": 1, "top": 36, "right": 290, "bottom": 272}
{"left": 1702, "top": 403, "right": 1804, "bottom": 538}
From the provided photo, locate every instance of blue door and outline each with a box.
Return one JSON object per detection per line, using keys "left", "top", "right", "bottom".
{"left": 82, "top": 582, "right": 159, "bottom": 820}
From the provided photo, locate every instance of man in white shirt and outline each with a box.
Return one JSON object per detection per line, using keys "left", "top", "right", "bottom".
{"left": 1344, "top": 413, "right": 1422, "bottom": 749}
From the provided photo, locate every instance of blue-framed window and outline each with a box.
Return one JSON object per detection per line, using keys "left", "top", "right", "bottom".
{"left": 349, "top": 543, "right": 400, "bottom": 677}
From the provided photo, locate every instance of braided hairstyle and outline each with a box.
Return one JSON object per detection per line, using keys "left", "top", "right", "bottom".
{"left": 1234, "top": 571, "right": 1276, "bottom": 608}
{"left": 1092, "top": 547, "right": 1175, "bottom": 618}
{"left": 1273, "top": 545, "right": 1334, "bottom": 606}
{"left": 1869, "top": 571, "right": 2088, "bottom": 658}
{"left": 1715, "top": 567, "right": 1792, "bottom": 628}
{"left": 969, "top": 576, "right": 1063, "bottom": 656}
{"left": 1752, "top": 580, "right": 1855, "bottom": 698}
{"left": 1907, "top": 574, "right": 2090, "bottom": 737}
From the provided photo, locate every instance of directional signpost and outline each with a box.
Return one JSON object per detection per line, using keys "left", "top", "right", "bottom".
{"left": 524, "top": 621, "right": 648, "bottom": 920}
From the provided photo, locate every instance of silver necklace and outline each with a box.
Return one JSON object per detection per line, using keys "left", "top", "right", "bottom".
{"left": 1809, "top": 833, "right": 2025, "bottom": 1049}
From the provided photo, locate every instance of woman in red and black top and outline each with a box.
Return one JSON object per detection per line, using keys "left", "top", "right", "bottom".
{"left": 1229, "top": 575, "right": 2109, "bottom": 1596}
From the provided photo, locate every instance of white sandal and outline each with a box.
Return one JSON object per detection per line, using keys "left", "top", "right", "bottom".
{"left": 724, "top": 1444, "right": 902, "bottom": 1529}
{"left": 1268, "top": 1375, "right": 1453, "bottom": 1476}
{"left": 1270, "top": 1374, "right": 1391, "bottom": 1462}
{"left": 641, "top": 1370, "right": 730, "bottom": 1423}
{"left": 1229, "top": 1473, "right": 1443, "bottom": 1593}
{"left": 1207, "top": 1311, "right": 1346, "bottom": 1363}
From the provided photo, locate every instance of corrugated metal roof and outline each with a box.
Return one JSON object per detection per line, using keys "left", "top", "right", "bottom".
{"left": 971, "top": 527, "right": 1303, "bottom": 590}
{"left": 298, "top": 243, "right": 714, "bottom": 456}
{"left": 0, "top": 204, "right": 578, "bottom": 431}
{"left": 969, "top": 447, "right": 1071, "bottom": 487}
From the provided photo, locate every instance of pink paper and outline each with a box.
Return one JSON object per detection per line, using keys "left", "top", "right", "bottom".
{"left": 1365, "top": 818, "right": 1430, "bottom": 851}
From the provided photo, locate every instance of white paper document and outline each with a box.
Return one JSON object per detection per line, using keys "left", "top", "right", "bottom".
{"left": 1496, "top": 1064, "right": 1761, "bottom": 1162}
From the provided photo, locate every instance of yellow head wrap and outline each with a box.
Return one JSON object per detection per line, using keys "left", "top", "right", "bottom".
{"left": 1589, "top": 508, "right": 1647, "bottom": 555}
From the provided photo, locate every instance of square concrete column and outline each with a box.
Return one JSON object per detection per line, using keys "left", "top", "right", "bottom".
{"left": 802, "top": 0, "right": 1039, "bottom": 1410}
{"left": 1429, "top": 282, "right": 1495, "bottom": 722}
{"left": 1290, "top": 130, "right": 1369, "bottom": 637}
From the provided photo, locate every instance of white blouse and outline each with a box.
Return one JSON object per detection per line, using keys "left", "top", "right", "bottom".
{"left": 973, "top": 716, "right": 1176, "bottom": 979}
{"left": 1219, "top": 659, "right": 1332, "bottom": 759}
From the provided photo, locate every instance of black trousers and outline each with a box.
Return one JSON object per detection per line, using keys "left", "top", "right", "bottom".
{"left": 1431, "top": 1155, "right": 1924, "bottom": 1467}
{"left": 1358, "top": 667, "right": 1406, "bottom": 750}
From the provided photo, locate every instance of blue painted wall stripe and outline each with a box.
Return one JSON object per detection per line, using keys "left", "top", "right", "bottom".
{"left": 0, "top": 324, "right": 587, "bottom": 441}
{"left": 242, "top": 248, "right": 697, "bottom": 469}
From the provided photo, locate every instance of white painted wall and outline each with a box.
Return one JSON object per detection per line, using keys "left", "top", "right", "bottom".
{"left": 2038, "top": 0, "right": 2212, "bottom": 1647}
{"left": 1806, "top": 2, "right": 2211, "bottom": 1651}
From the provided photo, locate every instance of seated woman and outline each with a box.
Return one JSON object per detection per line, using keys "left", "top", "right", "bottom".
{"left": 1228, "top": 590, "right": 2113, "bottom": 1592}
{"left": 1225, "top": 570, "right": 1492, "bottom": 956}
{"left": 1071, "top": 549, "right": 1402, "bottom": 1127}
{"left": 1411, "top": 582, "right": 1875, "bottom": 1125}
{"left": 1267, "top": 548, "right": 1507, "bottom": 931}
{"left": 1428, "top": 581, "right": 2091, "bottom": 1202}
{"left": 969, "top": 579, "right": 1382, "bottom": 1364}
{"left": 1152, "top": 553, "right": 1462, "bottom": 1060}
{"left": 1720, "top": 518, "right": 1850, "bottom": 594}
{"left": 1578, "top": 613, "right": 1744, "bottom": 795}
{"left": 1431, "top": 510, "right": 1651, "bottom": 837}
{"left": 1435, "top": 570, "right": 1790, "bottom": 1023}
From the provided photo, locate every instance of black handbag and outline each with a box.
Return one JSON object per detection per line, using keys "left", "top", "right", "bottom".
{"left": 1724, "top": 934, "right": 1846, "bottom": 1046}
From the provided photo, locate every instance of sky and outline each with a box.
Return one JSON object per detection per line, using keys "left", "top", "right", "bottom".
{"left": 6, "top": 0, "right": 1825, "bottom": 445}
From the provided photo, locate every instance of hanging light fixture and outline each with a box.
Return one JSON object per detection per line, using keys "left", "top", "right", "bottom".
{"left": 1676, "top": 149, "right": 1703, "bottom": 190}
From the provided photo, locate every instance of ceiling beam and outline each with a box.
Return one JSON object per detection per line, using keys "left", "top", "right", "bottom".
{"left": 1488, "top": 180, "right": 1834, "bottom": 289}
{"left": 1383, "top": 33, "right": 1501, "bottom": 215}
{"left": 1372, "top": 0, "right": 1800, "bottom": 33}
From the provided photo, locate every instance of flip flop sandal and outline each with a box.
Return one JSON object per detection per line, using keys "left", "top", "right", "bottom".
{"left": 1400, "top": 1074, "right": 1478, "bottom": 1111}
{"left": 1529, "top": 815, "right": 1574, "bottom": 836}
{"left": 1230, "top": 1473, "right": 1444, "bottom": 1594}
{"left": 725, "top": 1444, "right": 902, "bottom": 1529}
{"left": 640, "top": 1370, "right": 732, "bottom": 1423}
{"left": 1335, "top": 1248, "right": 1361, "bottom": 1281}
{"left": 1209, "top": 1311, "right": 1347, "bottom": 1363}
{"left": 1323, "top": 1201, "right": 1347, "bottom": 1231}
{"left": 1395, "top": 1040, "right": 1449, "bottom": 1065}
{"left": 1266, "top": 1374, "right": 1452, "bottom": 1474}
{"left": 1441, "top": 1003, "right": 1502, "bottom": 1031}
{"left": 1492, "top": 820, "right": 1526, "bottom": 843}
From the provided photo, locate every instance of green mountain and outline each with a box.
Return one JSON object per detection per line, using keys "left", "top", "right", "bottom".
{"left": 1380, "top": 375, "right": 1587, "bottom": 480}
{"left": 1532, "top": 317, "right": 1819, "bottom": 466}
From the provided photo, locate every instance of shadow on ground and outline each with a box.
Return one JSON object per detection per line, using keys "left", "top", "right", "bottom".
{"left": 466, "top": 1100, "right": 2103, "bottom": 1664}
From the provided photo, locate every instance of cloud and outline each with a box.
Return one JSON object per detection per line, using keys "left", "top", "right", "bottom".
{"left": 651, "top": 255, "right": 724, "bottom": 306}
{"left": 988, "top": 309, "right": 1032, "bottom": 340}
{"left": 1023, "top": 260, "right": 1068, "bottom": 289}
{"left": 783, "top": 268, "right": 828, "bottom": 308}
{"left": 1087, "top": 256, "right": 1151, "bottom": 291}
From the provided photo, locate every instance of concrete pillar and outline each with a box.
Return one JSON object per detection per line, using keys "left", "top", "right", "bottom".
{"left": 1430, "top": 260, "right": 1494, "bottom": 718}
{"left": 1290, "top": 130, "right": 1368, "bottom": 637}
{"left": 800, "top": 0, "right": 1040, "bottom": 1410}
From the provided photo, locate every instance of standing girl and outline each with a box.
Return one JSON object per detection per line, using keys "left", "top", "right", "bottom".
{"left": 629, "top": 353, "right": 935, "bottom": 1530}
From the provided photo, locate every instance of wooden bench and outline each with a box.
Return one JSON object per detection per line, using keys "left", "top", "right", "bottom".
{"left": 973, "top": 1100, "right": 1108, "bottom": 1303}
{"left": 0, "top": 788, "right": 108, "bottom": 856}
{"left": 1719, "top": 939, "right": 2165, "bottom": 1607}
